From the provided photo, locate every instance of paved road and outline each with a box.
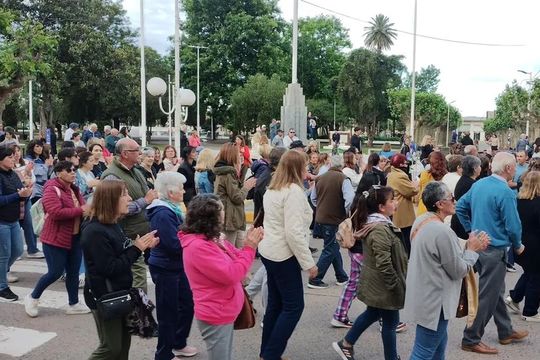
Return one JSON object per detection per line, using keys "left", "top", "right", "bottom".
{"left": 2, "top": 240, "right": 540, "bottom": 360}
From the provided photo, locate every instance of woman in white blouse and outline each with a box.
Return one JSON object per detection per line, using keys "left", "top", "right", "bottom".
{"left": 342, "top": 151, "right": 362, "bottom": 192}
{"left": 258, "top": 150, "right": 318, "bottom": 360}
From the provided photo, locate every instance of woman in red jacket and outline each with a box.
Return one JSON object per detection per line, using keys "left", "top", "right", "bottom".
{"left": 24, "top": 161, "right": 90, "bottom": 317}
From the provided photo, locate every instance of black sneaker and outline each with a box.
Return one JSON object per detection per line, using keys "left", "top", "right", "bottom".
{"left": 332, "top": 340, "right": 355, "bottom": 360}
{"left": 0, "top": 287, "right": 18, "bottom": 302}
{"left": 307, "top": 280, "right": 329, "bottom": 289}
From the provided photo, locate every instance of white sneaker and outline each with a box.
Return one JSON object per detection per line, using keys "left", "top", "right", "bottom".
{"left": 173, "top": 345, "right": 198, "bottom": 357}
{"left": 65, "top": 302, "right": 91, "bottom": 315}
{"left": 7, "top": 273, "right": 18, "bottom": 283}
{"left": 78, "top": 276, "right": 85, "bottom": 289}
{"left": 522, "top": 313, "right": 540, "bottom": 322}
{"left": 24, "top": 294, "right": 39, "bottom": 318}
{"left": 26, "top": 251, "right": 45, "bottom": 259}
{"left": 505, "top": 296, "right": 521, "bottom": 314}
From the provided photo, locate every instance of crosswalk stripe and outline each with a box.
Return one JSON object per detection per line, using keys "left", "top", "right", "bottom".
{"left": 0, "top": 325, "right": 56, "bottom": 357}
{"left": 9, "top": 286, "right": 80, "bottom": 310}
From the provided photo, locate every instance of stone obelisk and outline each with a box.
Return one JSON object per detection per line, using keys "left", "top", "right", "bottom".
{"left": 280, "top": 0, "right": 307, "bottom": 142}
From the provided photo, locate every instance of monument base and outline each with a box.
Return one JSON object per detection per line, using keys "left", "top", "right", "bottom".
{"left": 281, "top": 83, "right": 307, "bottom": 142}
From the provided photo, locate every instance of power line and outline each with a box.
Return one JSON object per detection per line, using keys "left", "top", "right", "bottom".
{"left": 300, "top": 0, "right": 525, "bottom": 47}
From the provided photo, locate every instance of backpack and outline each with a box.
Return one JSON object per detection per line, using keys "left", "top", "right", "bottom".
{"left": 336, "top": 209, "right": 357, "bottom": 249}
{"left": 31, "top": 186, "right": 61, "bottom": 237}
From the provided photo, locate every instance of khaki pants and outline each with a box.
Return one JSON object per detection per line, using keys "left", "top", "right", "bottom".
{"left": 223, "top": 230, "right": 245, "bottom": 249}
{"left": 89, "top": 310, "right": 131, "bottom": 360}
{"left": 131, "top": 255, "right": 147, "bottom": 292}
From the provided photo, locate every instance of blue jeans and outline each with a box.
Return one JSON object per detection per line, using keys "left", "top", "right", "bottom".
{"left": 260, "top": 256, "right": 304, "bottom": 360}
{"left": 21, "top": 201, "right": 39, "bottom": 254}
{"left": 31, "top": 235, "right": 82, "bottom": 305}
{"left": 313, "top": 224, "right": 348, "bottom": 283}
{"left": 410, "top": 312, "right": 449, "bottom": 360}
{"left": 149, "top": 265, "right": 194, "bottom": 360}
{"left": 0, "top": 221, "right": 24, "bottom": 291}
{"left": 345, "top": 306, "right": 399, "bottom": 360}
{"left": 510, "top": 272, "right": 540, "bottom": 317}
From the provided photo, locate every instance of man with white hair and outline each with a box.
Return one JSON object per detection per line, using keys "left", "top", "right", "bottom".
{"left": 457, "top": 152, "right": 527, "bottom": 354}
{"left": 308, "top": 155, "right": 354, "bottom": 289}
{"left": 464, "top": 144, "right": 478, "bottom": 157}
{"left": 103, "top": 125, "right": 112, "bottom": 137}
{"left": 82, "top": 123, "right": 102, "bottom": 144}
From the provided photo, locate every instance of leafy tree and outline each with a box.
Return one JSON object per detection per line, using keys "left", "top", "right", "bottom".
{"left": 0, "top": 8, "right": 56, "bottom": 124}
{"left": 363, "top": 14, "right": 397, "bottom": 53}
{"left": 484, "top": 81, "right": 528, "bottom": 134}
{"left": 228, "top": 74, "right": 285, "bottom": 133}
{"left": 181, "top": 0, "right": 289, "bottom": 130}
{"left": 403, "top": 64, "right": 441, "bottom": 93}
{"left": 338, "top": 48, "right": 404, "bottom": 145}
{"left": 297, "top": 16, "right": 351, "bottom": 100}
{"left": 306, "top": 98, "right": 349, "bottom": 134}
{"left": 3, "top": 0, "right": 143, "bottom": 132}
{"left": 388, "top": 88, "right": 461, "bottom": 133}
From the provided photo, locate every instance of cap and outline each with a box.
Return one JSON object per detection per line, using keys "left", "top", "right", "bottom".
{"left": 289, "top": 140, "right": 306, "bottom": 149}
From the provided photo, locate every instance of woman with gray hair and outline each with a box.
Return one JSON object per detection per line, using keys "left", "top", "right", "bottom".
{"left": 147, "top": 172, "right": 198, "bottom": 359}
{"left": 405, "top": 181, "right": 489, "bottom": 360}
{"left": 450, "top": 155, "right": 481, "bottom": 239}
{"left": 136, "top": 147, "right": 156, "bottom": 189}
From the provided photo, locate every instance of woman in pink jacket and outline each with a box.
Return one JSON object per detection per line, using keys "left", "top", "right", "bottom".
{"left": 180, "top": 194, "right": 263, "bottom": 360}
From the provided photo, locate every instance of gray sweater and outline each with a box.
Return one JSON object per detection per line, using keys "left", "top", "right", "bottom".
{"left": 403, "top": 212, "right": 479, "bottom": 331}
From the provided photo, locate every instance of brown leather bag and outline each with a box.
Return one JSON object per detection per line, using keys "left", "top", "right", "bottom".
{"left": 234, "top": 288, "right": 256, "bottom": 330}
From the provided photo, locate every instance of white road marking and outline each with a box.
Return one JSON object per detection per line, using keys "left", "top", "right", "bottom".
{"left": 0, "top": 325, "right": 56, "bottom": 357}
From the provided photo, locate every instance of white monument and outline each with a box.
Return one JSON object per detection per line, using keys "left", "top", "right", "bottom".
{"left": 280, "top": 0, "right": 307, "bottom": 142}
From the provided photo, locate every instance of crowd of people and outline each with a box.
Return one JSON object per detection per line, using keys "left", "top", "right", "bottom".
{"left": 1, "top": 121, "right": 540, "bottom": 360}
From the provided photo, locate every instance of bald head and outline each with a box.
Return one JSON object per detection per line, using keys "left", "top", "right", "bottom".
{"left": 115, "top": 138, "right": 138, "bottom": 155}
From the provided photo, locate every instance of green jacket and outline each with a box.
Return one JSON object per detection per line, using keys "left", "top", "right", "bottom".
{"left": 213, "top": 163, "right": 248, "bottom": 232}
{"left": 101, "top": 159, "right": 150, "bottom": 239}
{"left": 356, "top": 222, "right": 408, "bottom": 310}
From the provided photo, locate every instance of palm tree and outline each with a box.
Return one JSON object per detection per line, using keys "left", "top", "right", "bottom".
{"left": 364, "top": 14, "right": 398, "bottom": 53}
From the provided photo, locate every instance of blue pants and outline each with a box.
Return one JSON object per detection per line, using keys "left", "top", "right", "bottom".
{"left": 260, "top": 256, "right": 304, "bottom": 360}
{"left": 31, "top": 236, "right": 82, "bottom": 305}
{"left": 0, "top": 221, "right": 24, "bottom": 291}
{"left": 313, "top": 224, "right": 348, "bottom": 283}
{"left": 410, "top": 312, "right": 448, "bottom": 360}
{"left": 345, "top": 306, "right": 399, "bottom": 360}
{"left": 21, "top": 201, "right": 39, "bottom": 254}
{"left": 510, "top": 272, "right": 540, "bottom": 317}
{"left": 149, "top": 265, "right": 194, "bottom": 360}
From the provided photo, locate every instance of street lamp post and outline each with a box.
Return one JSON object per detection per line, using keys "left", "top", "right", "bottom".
{"left": 446, "top": 100, "right": 455, "bottom": 146}
{"left": 409, "top": 0, "right": 418, "bottom": 141}
{"left": 147, "top": 77, "right": 196, "bottom": 154}
{"left": 517, "top": 69, "right": 539, "bottom": 137}
{"left": 140, "top": 0, "right": 147, "bottom": 146}
{"left": 188, "top": 45, "right": 208, "bottom": 134}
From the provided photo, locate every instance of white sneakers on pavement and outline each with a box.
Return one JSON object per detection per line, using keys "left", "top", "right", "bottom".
{"left": 26, "top": 251, "right": 45, "bottom": 259}
{"left": 505, "top": 296, "right": 521, "bottom": 314}
{"left": 173, "top": 345, "right": 198, "bottom": 357}
{"left": 7, "top": 273, "right": 18, "bottom": 283}
{"left": 25, "top": 294, "right": 39, "bottom": 318}
{"left": 65, "top": 302, "right": 91, "bottom": 315}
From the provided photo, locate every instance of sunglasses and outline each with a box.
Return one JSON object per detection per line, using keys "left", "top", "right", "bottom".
{"left": 64, "top": 167, "right": 76, "bottom": 173}
{"left": 290, "top": 131, "right": 296, "bottom": 134}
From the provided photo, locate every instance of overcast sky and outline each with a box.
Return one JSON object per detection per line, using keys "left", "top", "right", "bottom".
{"left": 123, "top": 0, "right": 540, "bottom": 117}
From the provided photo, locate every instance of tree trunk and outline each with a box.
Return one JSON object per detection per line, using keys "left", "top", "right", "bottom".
{"left": 38, "top": 93, "right": 54, "bottom": 137}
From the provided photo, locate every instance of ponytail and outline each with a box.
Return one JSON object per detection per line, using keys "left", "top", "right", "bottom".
{"left": 351, "top": 186, "right": 394, "bottom": 230}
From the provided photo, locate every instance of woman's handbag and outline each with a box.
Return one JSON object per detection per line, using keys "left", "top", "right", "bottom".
{"left": 90, "top": 277, "right": 135, "bottom": 321}
{"left": 96, "top": 289, "right": 135, "bottom": 321}
{"left": 234, "top": 288, "right": 256, "bottom": 330}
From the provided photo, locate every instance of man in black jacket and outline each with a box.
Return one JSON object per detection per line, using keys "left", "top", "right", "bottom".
{"left": 178, "top": 145, "right": 197, "bottom": 206}
{"left": 350, "top": 127, "right": 362, "bottom": 153}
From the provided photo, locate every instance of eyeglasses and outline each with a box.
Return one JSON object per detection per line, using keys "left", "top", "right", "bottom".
{"left": 290, "top": 131, "right": 296, "bottom": 134}
{"left": 124, "top": 149, "right": 140, "bottom": 153}
{"left": 65, "top": 167, "right": 76, "bottom": 173}
{"left": 440, "top": 195, "right": 455, "bottom": 203}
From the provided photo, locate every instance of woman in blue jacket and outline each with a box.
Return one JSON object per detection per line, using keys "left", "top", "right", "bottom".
{"left": 147, "top": 172, "right": 197, "bottom": 359}
{"left": 25, "top": 140, "right": 53, "bottom": 204}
